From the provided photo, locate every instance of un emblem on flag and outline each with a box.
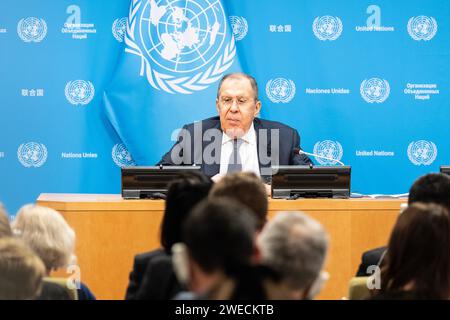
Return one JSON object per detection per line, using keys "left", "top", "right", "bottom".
{"left": 313, "top": 16, "right": 343, "bottom": 41}
{"left": 17, "top": 17, "right": 47, "bottom": 43}
{"left": 65, "top": 80, "right": 95, "bottom": 106}
{"left": 313, "top": 140, "right": 343, "bottom": 165}
{"left": 125, "top": 0, "right": 236, "bottom": 94}
{"left": 112, "top": 17, "right": 127, "bottom": 42}
{"left": 17, "top": 142, "right": 48, "bottom": 168}
{"left": 265, "top": 78, "right": 296, "bottom": 103}
{"left": 229, "top": 16, "right": 248, "bottom": 41}
{"left": 112, "top": 143, "right": 136, "bottom": 167}
{"left": 407, "top": 140, "right": 437, "bottom": 166}
{"left": 407, "top": 16, "right": 437, "bottom": 41}
{"left": 360, "top": 78, "right": 390, "bottom": 103}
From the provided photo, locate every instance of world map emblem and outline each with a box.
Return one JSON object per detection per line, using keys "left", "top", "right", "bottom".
{"left": 407, "top": 16, "right": 437, "bottom": 41}
{"left": 112, "top": 143, "right": 136, "bottom": 167}
{"left": 65, "top": 80, "right": 95, "bottom": 105}
{"left": 313, "top": 140, "right": 343, "bottom": 165}
{"left": 17, "top": 17, "right": 47, "bottom": 43}
{"left": 229, "top": 16, "right": 248, "bottom": 41}
{"left": 407, "top": 140, "right": 437, "bottom": 166}
{"left": 125, "top": 0, "right": 236, "bottom": 94}
{"left": 313, "top": 16, "right": 343, "bottom": 41}
{"left": 265, "top": 78, "right": 296, "bottom": 103}
{"left": 17, "top": 142, "right": 48, "bottom": 168}
{"left": 112, "top": 17, "right": 127, "bottom": 42}
{"left": 360, "top": 78, "right": 390, "bottom": 103}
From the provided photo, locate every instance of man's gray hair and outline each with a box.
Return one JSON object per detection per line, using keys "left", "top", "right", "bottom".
{"left": 258, "top": 211, "right": 329, "bottom": 290}
{"left": 216, "top": 72, "right": 259, "bottom": 100}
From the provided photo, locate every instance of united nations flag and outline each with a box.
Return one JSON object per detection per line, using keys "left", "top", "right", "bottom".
{"left": 103, "top": 0, "right": 240, "bottom": 164}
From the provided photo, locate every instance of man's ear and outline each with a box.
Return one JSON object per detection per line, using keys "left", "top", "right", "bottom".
{"left": 254, "top": 100, "right": 262, "bottom": 117}
{"left": 252, "top": 233, "right": 262, "bottom": 264}
{"left": 216, "top": 99, "right": 220, "bottom": 114}
{"left": 172, "top": 243, "right": 190, "bottom": 285}
{"left": 304, "top": 271, "right": 329, "bottom": 300}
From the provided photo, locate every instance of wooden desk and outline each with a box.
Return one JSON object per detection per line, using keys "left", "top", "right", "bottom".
{"left": 37, "top": 193, "right": 405, "bottom": 300}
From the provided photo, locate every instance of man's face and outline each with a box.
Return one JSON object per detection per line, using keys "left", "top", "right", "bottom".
{"left": 216, "top": 77, "right": 261, "bottom": 138}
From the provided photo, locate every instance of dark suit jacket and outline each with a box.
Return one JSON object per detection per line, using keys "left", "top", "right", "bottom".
{"left": 158, "top": 116, "right": 312, "bottom": 180}
{"left": 125, "top": 248, "right": 166, "bottom": 300}
{"left": 36, "top": 281, "right": 71, "bottom": 300}
{"left": 356, "top": 246, "right": 387, "bottom": 277}
{"left": 135, "top": 255, "right": 182, "bottom": 300}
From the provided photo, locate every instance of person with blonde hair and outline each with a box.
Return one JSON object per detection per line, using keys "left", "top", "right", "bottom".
{"left": 0, "top": 204, "right": 12, "bottom": 238}
{"left": 13, "top": 204, "right": 95, "bottom": 300}
{"left": 13, "top": 204, "right": 75, "bottom": 271}
{"left": 0, "top": 237, "right": 46, "bottom": 300}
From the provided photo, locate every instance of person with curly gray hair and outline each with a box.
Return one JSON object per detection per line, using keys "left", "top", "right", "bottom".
{"left": 12, "top": 204, "right": 76, "bottom": 272}
{"left": 12, "top": 204, "right": 95, "bottom": 300}
{"left": 258, "top": 211, "right": 329, "bottom": 300}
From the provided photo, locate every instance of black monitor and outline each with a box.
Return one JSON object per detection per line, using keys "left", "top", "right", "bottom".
{"left": 121, "top": 166, "right": 201, "bottom": 199}
{"left": 271, "top": 165, "right": 351, "bottom": 199}
{"left": 440, "top": 165, "right": 450, "bottom": 175}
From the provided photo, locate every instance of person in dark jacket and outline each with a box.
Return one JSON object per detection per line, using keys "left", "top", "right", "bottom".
{"left": 125, "top": 171, "right": 212, "bottom": 300}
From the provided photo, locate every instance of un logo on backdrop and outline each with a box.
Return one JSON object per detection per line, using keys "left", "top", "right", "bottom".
{"left": 313, "top": 140, "right": 343, "bottom": 165}
{"left": 229, "top": 16, "right": 248, "bottom": 41}
{"left": 17, "top": 142, "right": 48, "bottom": 168}
{"left": 112, "top": 143, "right": 136, "bottom": 167}
{"left": 266, "top": 78, "right": 296, "bottom": 103}
{"left": 407, "top": 16, "right": 437, "bottom": 41}
{"left": 313, "top": 16, "right": 343, "bottom": 41}
{"left": 125, "top": 0, "right": 236, "bottom": 94}
{"left": 65, "top": 80, "right": 95, "bottom": 105}
{"left": 112, "top": 17, "right": 127, "bottom": 42}
{"left": 360, "top": 78, "right": 390, "bottom": 103}
{"left": 17, "top": 17, "right": 47, "bottom": 42}
{"left": 407, "top": 140, "right": 437, "bottom": 166}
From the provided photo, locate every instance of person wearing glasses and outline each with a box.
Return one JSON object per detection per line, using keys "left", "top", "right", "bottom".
{"left": 158, "top": 73, "right": 312, "bottom": 182}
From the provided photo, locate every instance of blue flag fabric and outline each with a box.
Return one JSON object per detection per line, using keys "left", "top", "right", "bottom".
{"left": 103, "top": 0, "right": 240, "bottom": 165}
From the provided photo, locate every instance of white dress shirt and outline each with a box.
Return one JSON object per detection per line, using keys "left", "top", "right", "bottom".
{"left": 219, "top": 123, "right": 260, "bottom": 176}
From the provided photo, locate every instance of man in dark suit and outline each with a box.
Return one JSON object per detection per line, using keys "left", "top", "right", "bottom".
{"left": 158, "top": 73, "right": 312, "bottom": 181}
{"left": 355, "top": 173, "right": 450, "bottom": 277}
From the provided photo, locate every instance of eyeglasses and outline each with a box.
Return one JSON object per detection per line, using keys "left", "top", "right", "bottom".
{"left": 219, "top": 96, "right": 257, "bottom": 108}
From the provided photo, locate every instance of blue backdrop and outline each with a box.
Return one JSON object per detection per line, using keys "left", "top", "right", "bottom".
{"left": 1, "top": 0, "right": 449, "bottom": 216}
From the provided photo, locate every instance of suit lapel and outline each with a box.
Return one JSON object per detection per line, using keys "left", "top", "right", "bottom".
{"left": 202, "top": 119, "right": 221, "bottom": 177}
{"left": 254, "top": 118, "right": 272, "bottom": 172}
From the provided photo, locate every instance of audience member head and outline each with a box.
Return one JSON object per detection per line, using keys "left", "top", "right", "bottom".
{"left": 12, "top": 204, "right": 76, "bottom": 273}
{"left": 175, "top": 197, "right": 257, "bottom": 297}
{"left": 160, "top": 171, "right": 212, "bottom": 254}
{"left": 210, "top": 172, "right": 268, "bottom": 230}
{"left": 381, "top": 203, "right": 450, "bottom": 299}
{"left": 258, "top": 211, "right": 329, "bottom": 300}
{"left": 408, "top": 173, "right": 450, "bottom": 210}
{"left": 0, "top": 237, "right": 46, "bottom": 299}
{"left": 0, "top": 204, "right": 12, "bottom": 238}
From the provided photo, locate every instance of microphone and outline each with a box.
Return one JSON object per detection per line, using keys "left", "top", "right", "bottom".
{"left": 293, "top": 148, "right": 345, "bottom": 166}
